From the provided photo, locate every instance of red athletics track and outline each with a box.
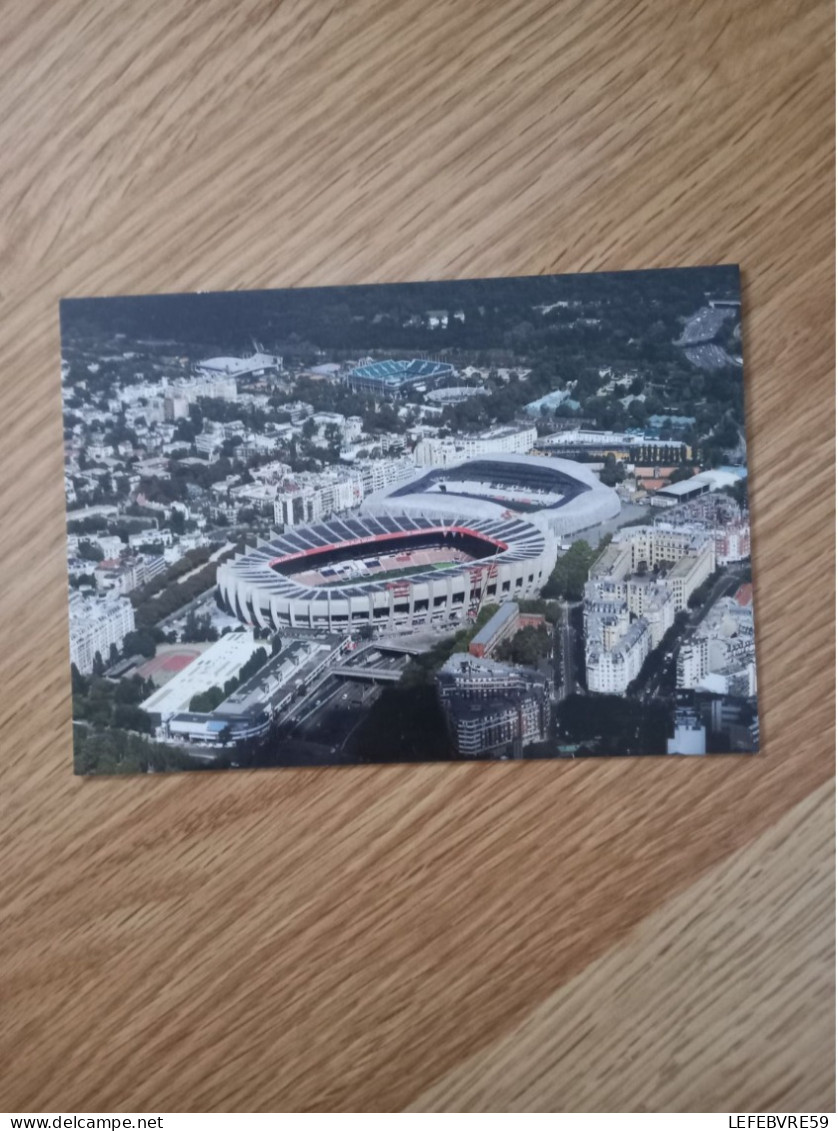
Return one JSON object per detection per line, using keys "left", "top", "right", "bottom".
{"left": 136, "top": 647, "right": 202, "bottom": 682}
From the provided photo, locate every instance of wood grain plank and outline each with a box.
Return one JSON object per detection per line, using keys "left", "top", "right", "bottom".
{"left": 409, "top": 781, "right": 836, "bottom": 1113}
{"left": 0, "top": 0, "right": 833, "bottom": 1113}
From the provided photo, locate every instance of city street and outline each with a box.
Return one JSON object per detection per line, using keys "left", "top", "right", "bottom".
{"left": 555, "top": 599, "right": 581, "bottom": 699}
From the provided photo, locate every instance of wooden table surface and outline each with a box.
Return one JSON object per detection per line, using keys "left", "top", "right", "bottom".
{"left": 0, "top": 0, "right": 834, "bottom": 1114}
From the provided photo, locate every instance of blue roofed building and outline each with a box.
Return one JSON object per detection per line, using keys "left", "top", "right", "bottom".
{"left": 345, "top": 358, "right": 457, "bottom": 395}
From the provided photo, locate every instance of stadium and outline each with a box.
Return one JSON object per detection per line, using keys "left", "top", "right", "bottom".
{"left": 425, "top": 385, "right": 489, "bottom": 405}
{"left": 345, "top": 358, "right": 457, "bottom": 395}
{"left": 216, "top": 512, "right": 554, "bottom": 634}
{"left": 361, "top": 453, "right": 621, "bottom": 538}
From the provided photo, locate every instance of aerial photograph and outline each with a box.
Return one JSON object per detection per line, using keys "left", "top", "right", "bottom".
{"left": 60, "top": 267, "right": 758, "bottom": 774}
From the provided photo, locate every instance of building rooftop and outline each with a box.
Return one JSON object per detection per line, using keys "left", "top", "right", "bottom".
{"left": 656, "top": 468, "right": 744, "bottom": 498}
{"left": 470, "top": 602, "right": 519, "bottom": 648}
{"left": 141, "top": 630, "right": 263, "bottom": 720}
{"left": 349, "top": 358, "right": 455, "bottom": 385}
{"left": 197, "top": 353, "right": 280, "bottom": 376}
{"left": 735, "top": 583, "right": 754, "bottom": 607}
{"left": 668, "top": 555, "right": 702, "bottom": 578}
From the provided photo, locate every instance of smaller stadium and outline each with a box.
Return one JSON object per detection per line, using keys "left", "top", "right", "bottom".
{"left": 361, "top": 453, "right": 621, "bottom": 538}
{"left": 345, "top": 358, "right": 456, "bottom": 395}
{"left": 425, "top": 385, "right": 490, "bottom": 405}
{"left": 216, "top": 513, "right": 554, "bottom": 634}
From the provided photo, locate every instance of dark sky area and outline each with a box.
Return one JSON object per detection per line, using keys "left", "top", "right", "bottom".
{"left": 59, "top": 265, "right": 740, "bottom": 353}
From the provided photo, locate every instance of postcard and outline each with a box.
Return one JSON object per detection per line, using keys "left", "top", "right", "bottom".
{"left": 61, "top": 267, "right": 757, "bottom": 773}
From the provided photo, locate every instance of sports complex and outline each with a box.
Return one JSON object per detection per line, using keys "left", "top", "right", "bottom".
{"left": 217, "top": 512, "right": 553, "bottom": 633}
{"left": 362, "top": 454, "right": 621, "bottom": 538}
{"left": 345, "top": 358, "right": 456, "bottom": 395}
{"left": 217, "top": 455, "right": 620, "bottom": 635}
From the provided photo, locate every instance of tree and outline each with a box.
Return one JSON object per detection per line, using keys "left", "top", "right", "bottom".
{"left": 668, "top": 466, "right": 694, "bottom": 484}
{"left": 182, "top": 610, "right": 219, "bottom": 644}
{"left": 73, "top": 725, "right": 202, "bottom": 776}
{"left": 518, "top": 598, "right": 563, "bottom": 625}
{"left": 70, "top": 572, "right": 96, "bottom": 589}
{"left": 189, "top": 686, "right": 225, "bottom": 713}
{"left": 237, "top": 647, "right": 268, "bottom": 683}
{"left": 112, "top": 703, "right": 153, "bottom": 733}
{"left": 496, "top": 625, "right": 550, "bottom": 665}
{"left": 725, "top": 478, "right": 748, "bottom": 508}
{"left": 628, "top": 399, "right": 647, "bottom": 424}
{"left": 122, "top": 629, "right": 157, "bottom": 658}
{"left": 599, "top": 453, "right": 625, "bottom": 487}
{"left": 70, "top": 663, "right": 88, "bottom": 696}
{"left": 174, "top": 418, "right": 196, "bottom": 445}
{"left": 78, "top": 539, "right": 105, "bottom": 562}
{"left": 220, "top": 436, "right": 242, "bottom": 459}
{"left": 108, "top": 642, "right": 121, "bottom": 667}
{"left": 115, "top": 676, "right": 146, "bottom": 704}
{"left": 92, "top": 651, "right": 105, "bottom": 676}
{"left": 542, "top": 540, "right": 599, "bottom": 601}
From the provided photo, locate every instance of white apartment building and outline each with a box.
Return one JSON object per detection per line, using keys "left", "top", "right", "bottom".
{"left": 127, "top": 529, "right": 175, "bottom": 550}
{"left": 276, "top": 401, "right": 314, "bottom": 423}
{"left": 95, "top": 535, "right": 125, "bottom": 560}
{"left": 163, "top": 395, "right": 190, "bottom": 421}
{"left": 95, "top": 554, "right": 166, "bottom": 596}
{"left": 273, "top": 459, "right": 416, "bottom": 529}
{"left": 660, "top": 495, "right": 751, "bottom": 566}
{"left": 667, "top": 709, "right": 707, "bottom": 755}
{"left": 273, "top": 468, "right": 364, "bottom": 529}
{"left": 249, "top": 461, "right": 293, "bottom": 483}
{"left": 69, "top": 592, "right": 135, "bottom": 674}
{"left": 590, "top": 526, "right": 715, "bottom": 612}
{"left": 590, "top": 576, "right": 675, "bottom": 647}
{"left": 586, "top": 618, "right": 651, "bottom": 694}
{"left": 637, "top": 585, "right": 675, "bottom": 647}
{"left": 318, "top": 474, "right": 363, "bottom": 516}
{"left": 677, "top": 638, "right": 710, "bottom": 689}
{"left": 126, "top": 399, "right": 166, "bottom": 426}
{"left": 275, "top": 488, "right": 323, "bottom": 528}
{"left": 583, "top": 596, "right": 632, "bottom": 652}
{"left": 622, "top": 526, "right": 711, "bottom": 574}
{"left": 678, "top": 596, "right": 757, "bottom": 695}
{"left": 356, "top": 456, "right": 416, "bottom": 495}
{"left": 186, "top": 376, "right": 238, "bottom": 402}
{"left": 196, "top": 425, "right": 224, "bottom": 459}
{"left": 666, "top": 549, "right": 714, "bottom": 611}
{"left": 584, "top": 525, "right": 715, "bottom": 693}
{"left": 413, "top": 425, "right": 538, "bottom": 468}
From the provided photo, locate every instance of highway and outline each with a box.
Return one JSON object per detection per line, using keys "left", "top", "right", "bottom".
{"left": 330, "top": 664, "right": 402, "bottom": 683}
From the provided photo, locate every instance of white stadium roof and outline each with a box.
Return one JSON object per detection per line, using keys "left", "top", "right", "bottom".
{"left": 361, "top": 453, "right": 620, "bottom": 538}
{"left": 197, "top": 353, "right": 280, "bottom": 376}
